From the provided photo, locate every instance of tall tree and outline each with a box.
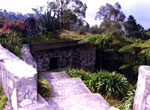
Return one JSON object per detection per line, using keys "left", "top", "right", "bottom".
{"left": 124, "top": 15, "right": 146, "bottom": 39}
{"left": 96, "top": 2, "right": 125, "bottom": 32}
{"left": 47, "top": 0, "right": 87, "bottom": 29}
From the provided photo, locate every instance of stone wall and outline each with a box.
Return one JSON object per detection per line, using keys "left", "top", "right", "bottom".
{"left": 32, "top": 44, "right": 96, "bottom": 71}
{"left": 0, "top": 44, "right": 37, "bottom": 110}
{"left": 133, "top": 66, "right": 150, "bottom": 110}
{"left": 21, "top": 44, "right": 37, "bottom": 68}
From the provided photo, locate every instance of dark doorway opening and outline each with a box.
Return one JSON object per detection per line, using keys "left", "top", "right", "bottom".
{"left": 50, "top": 57, "right": 59, "bottom": 70}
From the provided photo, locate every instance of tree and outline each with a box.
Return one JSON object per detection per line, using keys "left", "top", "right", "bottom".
{"left": 32, "top": 6, "right": 44, "bottom": 19}
{"left": 124, "top": 15, "right": 146, "bottom": 39}
{"left": 96, "top": 2, "right": 125, "bottom": 32}
{"left": 60, "top": 9, "right": 78, "bottom": 29}
{"left": 90, "top": 25, "right": 101, "bottom": 34}
{"left": 47, "top": 0, "right": 87, "bottom": 29}
{"left": 80, "top": 29, "right": 125, "bottom": 70}
{"left": 0, "top": 9, "right": 27, "bottom": 21}
{"left": 0, "top": 14, "right": 6, "bottom": 27}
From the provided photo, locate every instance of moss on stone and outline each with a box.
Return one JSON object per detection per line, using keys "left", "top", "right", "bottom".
{"left": 38, "top": 75, "right": 52, "bottom": 98}
{"left": 0, "top": 83, "right": 7, "bottom": 110}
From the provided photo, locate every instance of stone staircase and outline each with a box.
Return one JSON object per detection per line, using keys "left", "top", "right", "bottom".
{"left": 39, "top": 72, "right": 118, "bottom": 110}
{"left": 17, "top": 71, "right": 118, "bottom": 110}
{"left": 18, "top": 94, "right": 54, "bottom": 110}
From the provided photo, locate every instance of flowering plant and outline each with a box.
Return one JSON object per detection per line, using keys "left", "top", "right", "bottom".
{"left": 2, "top": 21, "right": 25, "bottom": 33}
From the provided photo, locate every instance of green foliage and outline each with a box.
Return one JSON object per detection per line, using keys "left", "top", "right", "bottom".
{"left": 0, "top": 83, "right": 7, "bottom": 110}
{"left": 38, "top": 75, "right": 52, "bottom": 98}
{"left": 81, "top": 28, "right": 150, "bottom": 82}
{"left": 0, "top": 95, "right": 7, "bottom": 110}
{"left": 145, "top": 31, "right": 150, "bottom": 38}
{"left": 47, "top": 0, "right": 87, "bottom": 29}
{"left": 118, "top": 85, "right": 136, "bottom": 110}
{"left": 96, "top": 2, "right": 125, "bottom": 31}
{"left": 0, "top": 31, "right": 22, "bottom": 58}
{"left": 61, "top": 9, "right": 78, "bottom": 29}
{"left": 65, "top": 68, "right": 129, "bottom": 98}
{"left": 80, "top": 29, "right": 124, "bottom": 47}
{"left": 79, "top": 27, "right": 86, "bottom": 35}
{"left": 124, "top": 15, "right": 146, "bottom": 39}
{"left": 119, "top": 38, "right": 150, "bottom": 80}
{"left": 96, "top": 71, "right": 129, "bottom": 98}
{"left": 90, "top": 25, "right": 100, "bottom": 34}
{"left": 38, "top": 11, "right": 60, "bottom": 33}
{"left": 79, "top": 34, "right": 100, "bottom": 44}
{"left": 22, "top": 32, "right": 61, "bottom": 44}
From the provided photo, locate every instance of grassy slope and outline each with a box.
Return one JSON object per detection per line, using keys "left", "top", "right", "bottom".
{"left": 59, "top": 30, "right": 91, "bottom": 40}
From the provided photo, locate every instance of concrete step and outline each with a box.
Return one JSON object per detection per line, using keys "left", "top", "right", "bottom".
{"left": 40, "top": 72, "right": 70, "bottom": 81}
{"left": 18, "top": 94, "right": 54, "bottom": 110}
{"left": 18, "top": 102, "right": 49, "bottom": 110}
{"left": 46, "top": 93, "right": 110, "bottom": 110}
{"left": 50, "top": 78, "right": 91, "bottom": 97}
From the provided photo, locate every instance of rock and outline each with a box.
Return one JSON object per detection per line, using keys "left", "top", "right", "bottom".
{"left": 24, "top": 17, "right": 37, "bottom": 37}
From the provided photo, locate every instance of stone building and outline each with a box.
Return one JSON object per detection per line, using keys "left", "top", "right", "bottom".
{"left": 30, "top": 40, "right": 96, "bottom": 71}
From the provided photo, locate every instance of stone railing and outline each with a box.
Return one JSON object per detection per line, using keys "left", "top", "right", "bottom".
{"left": 134, "top": 66, "right": 150, "bottom": 110}
{"left": 21, "top": 44, "right": 37, "bottom": 68}
{"left": 0, "top": 44, "right": 37, "bottom": 110}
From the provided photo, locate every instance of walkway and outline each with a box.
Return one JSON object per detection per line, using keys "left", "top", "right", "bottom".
{"left": 40, "top": 72, "right": 118, "bottom": 110}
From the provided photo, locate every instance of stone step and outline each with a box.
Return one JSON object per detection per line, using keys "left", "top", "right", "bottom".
{"left": 18, "top": 102, "right": 50, "bottom": 110}
{"left": 46, "top": 93, "right": 110, "bottom": 110}
{"left": 50, "top": 78, "right": 91, "bottom": 97}
{"left": 40, "top": 72, "right": 70, "bottom": 81}
{"left": 18, "top": 94, "right": 54, "bottom": 110}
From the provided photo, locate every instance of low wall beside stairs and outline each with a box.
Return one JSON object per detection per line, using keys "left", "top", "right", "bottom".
{"left": 0, "top": 44, "right": 38, "bottom": 110}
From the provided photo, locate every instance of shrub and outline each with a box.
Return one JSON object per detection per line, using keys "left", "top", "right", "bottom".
{"left": 79, "top": 28, "right": 86, "bottom": 35}
{"left": 64, "top": 68, "right": 129, "bottom": 98}
{"left": 38, "top": 75, "right": 52, "bottom": 98}
{"left": 2, "top": 21, "right": 25, "bottom": 33}
{"left": 0, "top": 83, "right": 7, "bottom": 110}
{"left": 22, "top": 32, "right": 61, "bottom": 44}
{"left": 118, "top": 85, "right": 136, "bottom": 110}
{"left": 90, "top": 25, "right": 100, "bottom": 34}
{"left": 0, "top": 30, "right": 22, "bottom": 58}
{"left": 96, "top": 71, "right": 129, "bottom": 98}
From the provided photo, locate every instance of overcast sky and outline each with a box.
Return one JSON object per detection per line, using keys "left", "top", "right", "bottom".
{"left": 0, "top": 0, "right": 150, "bottom": 29}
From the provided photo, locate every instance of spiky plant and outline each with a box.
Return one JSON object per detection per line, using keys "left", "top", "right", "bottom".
{"left": 38, "top": 11, "right": 60, "bottom": 33}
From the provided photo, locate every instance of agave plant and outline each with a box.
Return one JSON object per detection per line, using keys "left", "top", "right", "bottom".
{"left": 38, "top": 11, "right": 60, "bottom": 34}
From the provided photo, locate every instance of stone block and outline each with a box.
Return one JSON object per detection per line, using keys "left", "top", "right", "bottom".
{"left": 133, "top": 66, "right": 150, "bottom": 110}
{"left": 0, "top": 44, "right": 38, "bottom": 110}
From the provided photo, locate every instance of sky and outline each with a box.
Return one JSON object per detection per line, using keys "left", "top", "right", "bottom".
{"left": 0, "top": 0, "right": 150, "bottom": 29}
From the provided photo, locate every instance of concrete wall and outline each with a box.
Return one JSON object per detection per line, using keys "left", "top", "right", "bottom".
{"left": 31, "top": 45, "right": 96, "bottom": 71}
{"left": 0, "top": 44, "right": 37, "bottom": 110}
